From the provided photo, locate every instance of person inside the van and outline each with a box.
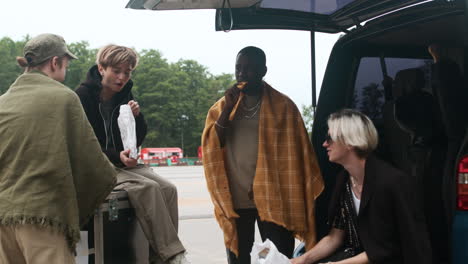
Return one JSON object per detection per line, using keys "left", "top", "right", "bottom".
{"left": 0, "top": 33, "right": 116, "bottom": 264}
{"left": 428, "top": 43, "right": 467, "bottom": 262}
{"left": 428, "top": 44, "right": 467, "bottom": 159}
{"left": 202, "top": 46, "right": 324, "bottom": 263}
{"left": 428, "top": 43, "right": 466, "bottom": 141}
{"left": 75, "top": 44, "right": 188, "bottom": 264}
{"left": 291, "top": 109, "right": 432, "bottom": 264}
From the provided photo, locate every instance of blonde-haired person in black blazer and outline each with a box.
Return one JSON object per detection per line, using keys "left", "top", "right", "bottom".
{"left": 291, "top": 109, "right": 432, "bottom": 264}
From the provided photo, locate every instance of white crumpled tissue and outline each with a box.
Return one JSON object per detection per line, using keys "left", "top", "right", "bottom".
{"left": 118, "top": 104, "right": 138, "bottom": 159}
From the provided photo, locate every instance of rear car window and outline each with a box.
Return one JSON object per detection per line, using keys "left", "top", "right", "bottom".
{"left": 352, "top": 57, "right": 433, "bottom": 120}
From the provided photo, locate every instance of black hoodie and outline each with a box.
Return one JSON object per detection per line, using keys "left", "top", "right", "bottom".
{"left": 75, "top": 65, "right": 147, "bottom": 167}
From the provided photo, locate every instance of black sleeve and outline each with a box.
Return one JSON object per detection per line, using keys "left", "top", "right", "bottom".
{"left": 332, "top": 202, "right": 346, "bottom": 231}
{"left": 328, "top": 170, "right": 347, "bottom": 225}
{"left": 135, "top": 113, "right": 147, "bottom": 148}
{"left": 103, "top": 149, "right": 124, "bottom": 167}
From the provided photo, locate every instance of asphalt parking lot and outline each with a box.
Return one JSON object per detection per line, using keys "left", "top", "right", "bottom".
{"left": 153, "top": 166, "right": 227, "bottom": 264}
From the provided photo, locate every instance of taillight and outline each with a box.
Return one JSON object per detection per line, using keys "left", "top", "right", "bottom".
{"left": 457, "top": 155, "right": 468, "bottom": 210}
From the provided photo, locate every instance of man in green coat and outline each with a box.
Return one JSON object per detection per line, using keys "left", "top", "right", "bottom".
{"left": 0, "top": 33, "right": 116, "bottom": 264}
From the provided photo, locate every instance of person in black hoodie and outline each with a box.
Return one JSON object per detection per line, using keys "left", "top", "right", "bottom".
{"left": 76, "top": 44, "right": 188, "bottom": 264}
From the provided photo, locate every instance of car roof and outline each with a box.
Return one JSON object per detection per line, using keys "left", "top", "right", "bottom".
{"left": 126, "top": 0, "right": 434, "bottom": 33}
{"left": 336, "top": 0, "right": 464, "bottom": 47}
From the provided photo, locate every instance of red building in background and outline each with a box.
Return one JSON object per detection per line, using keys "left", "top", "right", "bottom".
{"left": 140, "top": 147, "right": 183, "bottom": 165}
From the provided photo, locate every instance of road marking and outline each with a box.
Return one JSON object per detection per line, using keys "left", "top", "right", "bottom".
{"left": 180, "top": 214, "right": 214, "bottom": 220}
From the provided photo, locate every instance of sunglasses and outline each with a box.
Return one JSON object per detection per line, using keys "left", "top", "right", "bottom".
{"left": 325, "top": 134, "right": 334, "bottom": 144}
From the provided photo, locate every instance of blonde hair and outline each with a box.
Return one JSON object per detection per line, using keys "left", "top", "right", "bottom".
{"left": 96, "top": 44, "right": 138, "bottom": 69}
{"left": 327, "top": 109, "right": 378, "bottom": 158}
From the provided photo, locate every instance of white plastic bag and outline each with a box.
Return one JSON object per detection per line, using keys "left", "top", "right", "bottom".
{"left": 117, "top": 105, "right": 138, "bottom": 159}
{"left": 250, "top": 239, "right": 290, "bottom": 264}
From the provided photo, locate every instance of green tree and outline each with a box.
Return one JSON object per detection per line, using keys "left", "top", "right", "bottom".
{"left": 64, "top": 41, "right": 97, "bottom": 89}
{"left": 132, "top": 49, "right": 174, "bottom": 148}
{"left": 173, "top": 59, "right": 232, "bottom": 156}
{"left": 0, "top": 36, "right": 29, "bottom": 95}
{"left": 359, "top": 82, "right": 384, "bottom": 120}
{"left": 301, "top": 104, "right": 314, "bottom": 135}
{"left": 133, "top": 54, "right": 234, "bottom": 156}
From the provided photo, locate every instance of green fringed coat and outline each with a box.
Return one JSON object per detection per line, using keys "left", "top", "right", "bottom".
{"left": 0, "top": 72, "right": 117, "bottom": 250}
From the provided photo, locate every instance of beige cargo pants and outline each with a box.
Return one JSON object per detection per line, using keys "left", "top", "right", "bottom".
{"left": 0, "top": 224, "right": 75, "bottom": 264}
{"left": 115, "top": 165, "right": 185, "bottom": 263}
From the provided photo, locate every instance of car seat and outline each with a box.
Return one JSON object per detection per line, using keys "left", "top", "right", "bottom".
{"left": 383, "top": 67, "right": 448, "bottom": 263}
{"left": 382, "top": 68, "right": 434, "bottom": 180}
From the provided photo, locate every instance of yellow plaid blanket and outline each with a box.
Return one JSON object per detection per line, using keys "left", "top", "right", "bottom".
{"left": 202, "top": 82, "right": 324, "bottom": 255}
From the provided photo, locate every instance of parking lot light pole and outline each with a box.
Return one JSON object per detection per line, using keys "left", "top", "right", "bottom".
{"left": 180, "top": 114, "right": 189, "bottom": 156}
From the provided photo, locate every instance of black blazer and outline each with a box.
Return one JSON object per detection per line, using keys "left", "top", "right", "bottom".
{"left": 328, "top": 155, "right": 432, "bottom": 264}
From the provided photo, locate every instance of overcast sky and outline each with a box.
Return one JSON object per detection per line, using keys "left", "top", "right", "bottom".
{"left": 1, "top": 0, "right": 340, "bottom": 108}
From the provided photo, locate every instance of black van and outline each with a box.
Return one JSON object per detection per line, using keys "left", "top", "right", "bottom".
{"left": 126, "top": 0, "right": 466, "bottom": 263}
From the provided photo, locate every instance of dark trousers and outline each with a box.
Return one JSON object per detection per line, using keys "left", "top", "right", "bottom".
{"left": 226, "top": 208, "right": 294, "bottom": 264}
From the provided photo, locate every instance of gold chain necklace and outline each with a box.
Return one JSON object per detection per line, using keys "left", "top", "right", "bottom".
{"left": 241, "top": 97, "right": 261, "bottom": 119}
{"left": 243, "top": 105, "right": 261, "bottom": 119}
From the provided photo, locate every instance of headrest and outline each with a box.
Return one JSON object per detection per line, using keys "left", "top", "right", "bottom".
{"left": 393, "top": 68, "right": 425, "bottom": 97}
